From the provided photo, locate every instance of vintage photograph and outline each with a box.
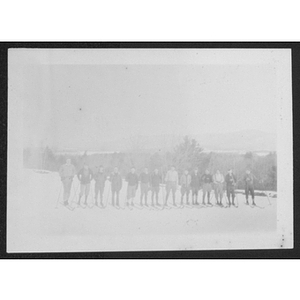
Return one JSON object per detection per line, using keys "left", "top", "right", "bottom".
{"left": 7, "top": 48, "right": 293, "bottom": 252}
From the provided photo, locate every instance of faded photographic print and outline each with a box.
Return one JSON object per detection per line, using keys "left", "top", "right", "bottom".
{"left": 7, "top": 48, "right": 293, "bottom": 252}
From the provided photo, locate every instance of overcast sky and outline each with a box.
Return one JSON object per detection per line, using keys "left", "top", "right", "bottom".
{"left": 9, "top": 49, "right": 280, "bottom": 149}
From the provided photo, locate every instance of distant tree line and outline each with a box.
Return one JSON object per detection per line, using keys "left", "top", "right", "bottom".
{"left": 23, "top": 136, "right": 277, "bottom": 191}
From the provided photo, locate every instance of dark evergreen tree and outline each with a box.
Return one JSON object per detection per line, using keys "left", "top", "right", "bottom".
{"left": 171, "top": 136, "right": 204, "bottom": 172}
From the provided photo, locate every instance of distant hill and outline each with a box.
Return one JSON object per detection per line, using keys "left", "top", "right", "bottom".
{"left": 57, "top": 130, "right": 276, "bottom": 153}
{"left": 194, "top": 130, "right": 276, "bottom": 152}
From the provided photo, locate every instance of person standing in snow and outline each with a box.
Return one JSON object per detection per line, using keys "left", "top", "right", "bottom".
{"left": 109, "top": 167, "right": 122, "bottom": 208}
{"left": 180, "top": 169, "right": 191, "bottom": 206}
{"left": 190, "top": 167, "right": 201, "bottom": 205}
{"left": 213, "top": 170, "right": 225, "bottom": 206}
{"left": 77, "top": 163, "right": 93, "bottom": 206}
{"left": 93, "top": 165, "right": 106, "bottom": 207}
{"left": 59, "top": 158, "right": 76, "bottom": 206}
{"left": 139, "top": 167, "right": 151, "bottom": 207}
{"left": 126, "top": 167, "right": 139, "bottom": 208}
{"left": 150, "top": 168, "right": 162, "bottom": 207}
{"left": 225, "top": 169, "right": 237, "bottom": 207}
{"left": 201, "top": 169, "right": 213, "bottom": 205}
{"left": 164, "top": 166, "right": 179, "bottom": 207}
{"left": 244, "top": 169, "right": 256, "bottom": 206}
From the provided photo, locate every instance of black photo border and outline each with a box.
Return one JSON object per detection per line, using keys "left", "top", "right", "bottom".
{"left": 1, "top": 41, "right": 298, "bottom": 259}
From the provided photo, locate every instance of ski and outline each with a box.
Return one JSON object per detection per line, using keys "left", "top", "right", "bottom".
{"left": 94, "top": 202, "right": 106, "bottom": 209}
{"left": 218, "top": 204, "right": 228, "bottom": 208}
{"left": 148, "top": 205, "right": 159, "bottom": 210}
{"left": 220, "top": 204, "right": 230, "bottom": 208}
{"left": 193, "top": 204, "right": 204, "bottom": 209}
{"left": 155, "top": 204, "right": 165, "bottom": 211}
{"left": 73, "top": 203, "right": 84, "bottom": 208}
{"left": 94, "top": 203, "right": 104, "bottom": 209}
{"left": 124, "top": 204, "right": 132, "bottom": 210}
{"left": 64, "top": 204, "right": 75, "bottom": 211}
{"left": 133, "top": 204, "right": 143, "bottom": 210}
{"left": 143, "top": 204, "right": 152, "bottom": 210}
{"left": 72, "top": 202, "right": 80, "bottom": 208}
{"left": 110, "top": 204, "right": 119, "bottom": 210}
{"left": 170, "top": 204, "right": 180, "bottom": 209}
{"left": 212, "top": 204, "right": 223, "bottom": 208}
{"left": 151, "top": 205, "right": 160, "bottom": 210}
{"left": 143, "top": 203, "right": 158, "bottom": 210}
{"left": 98, "top": 203, "right": 107, "bottom": 209}
{"left": 123, "top": 204, "right": 130, "bottom": 210}
{"left": 116, "top": 204, "right": 125, "bottom": 210}
{"left": 185, "top": 204, "right": 194, "bottom": 209}
{"left": 154, "top": 204, "right": 163, "bottom": 210}
{"left": 221, "top": 205, "right": 230, "bottom": 208}
{"left": 250, "top": 204, "right": 265, "bottom": 209}
{"left": 199, "top": 203, "right": 207, "bottom": 208}
{"left": 124, "top": 203, "right": 134, "bottom": 210}
{"left": 162, "top": 205, "right": 172, "bottom": 210}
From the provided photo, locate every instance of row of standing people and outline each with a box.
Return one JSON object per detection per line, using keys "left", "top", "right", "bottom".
{"left": 59, "top": 159, "right": 257, "bottom": 208}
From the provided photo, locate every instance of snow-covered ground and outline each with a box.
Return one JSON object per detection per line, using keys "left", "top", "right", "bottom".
{"left": 7, "top": 169, "right": 278, "bottom": 252}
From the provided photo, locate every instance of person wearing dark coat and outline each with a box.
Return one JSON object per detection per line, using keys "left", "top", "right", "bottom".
{"left": 109, "top": 167, "right": 122, "bottom": 207}
{"left": 225, "top": 169, "right": 237, "bottom": 206}
{"left": 190, "top": 168, "right": 201, "bottom": 205}
{"left": 180, "top": 170, "right": 191, "bottom": 205}
{"left": 77, "top": 163, "right": 93, "bottom": 206}
{"left": 201, "top": 169, "right": 213, "bottom": 205}
{"left": 126, "top": 167, "right": 139, "bottom": 207}
{"left": 244, "top": 169, "right": 256, "bottom": 205}
{"left": 150, "top": 169, "right": 162, "bottom": 206}
{"left": 140, "top": 168, "right": 151, "bottom": 206}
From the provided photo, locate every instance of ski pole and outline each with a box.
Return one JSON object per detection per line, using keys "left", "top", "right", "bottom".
{"left": 220, "top": 189, "right": 224, "bottom": 206}
{"left": 266, "top": 192, "right": 271, "bottom": 205}
{"left": 225, "top": 188, "right": 230, "bottom": 206}
{"left": 90, "top": 181, "right": 94, "bottom": 205}
{"left": 262, "top": 180, "right": 272, "bottom": 206}
{"left": 71, "top": 180, "right": 80, "bottom": 203}
{"left": 233, "top": 186, "right": 237, "bottom": 206}
{"left": 160, "top": 167, "right": 164, "bottom": 206}
{"left": 235, "top": 192, "right": 239, "bottom": 207}
{"left": 227, "top": 192, "right": 231, "bottom": 206}
{"left": 72, "top": 181, "right": 76, "bottom": 195}
{"left": 72, "top": 183, "right": 76, "bottom": 203}
{"left": 106, "top": 181, "right": 111, "bottom": 207}
{"left": 212, "top": 189, "right": 217, "bottom": 205}
{"left": 55, "top": 182, "right": 63, "bottom": 209}
{"left": 209, "top": 187, "right": 214, "bottom": 204}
